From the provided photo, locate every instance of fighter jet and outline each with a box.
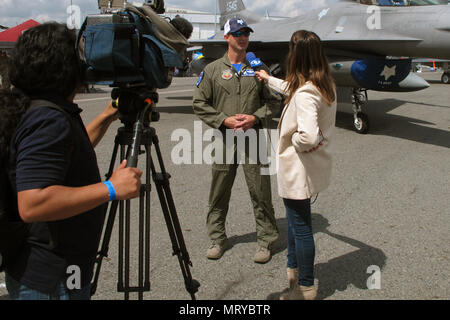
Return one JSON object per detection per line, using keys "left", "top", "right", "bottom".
{"left": 190, "top": 0, "right": 450, "bottom": 133}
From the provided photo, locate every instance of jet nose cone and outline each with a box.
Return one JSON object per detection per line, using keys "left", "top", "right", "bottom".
{"left": 398, "top": 73, "right": 430, "bottom": 92}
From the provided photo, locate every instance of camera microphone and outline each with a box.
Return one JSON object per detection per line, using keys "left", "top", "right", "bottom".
{"left": 246, "top": 52, "right": 263, "bottom": 71}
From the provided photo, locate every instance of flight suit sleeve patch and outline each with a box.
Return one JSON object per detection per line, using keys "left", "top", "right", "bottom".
{"left": 196, "top": 71, "right": 205, "bottom": 88}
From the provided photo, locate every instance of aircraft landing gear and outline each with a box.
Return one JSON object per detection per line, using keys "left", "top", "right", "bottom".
{"left": 442, "top": 73, "right": 449, "bottom": 84}
{"left": 352, "top": 88, "right": 370, "bottom": 134}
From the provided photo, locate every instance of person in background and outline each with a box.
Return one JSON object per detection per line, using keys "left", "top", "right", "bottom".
{"left": 170, "top": 15, "right": 193, "bottom": 40}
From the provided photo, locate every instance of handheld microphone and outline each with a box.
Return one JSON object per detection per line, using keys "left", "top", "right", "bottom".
{"left": 246, "top": 52, "right": 263, "bottom": 70}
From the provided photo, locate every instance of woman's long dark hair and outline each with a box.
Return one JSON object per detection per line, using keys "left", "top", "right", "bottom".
{"left": 284, "top": 30, "right": 336, "bottom": 106}
{"left": 0, "top": 22, "right": 82, "bottom": 161}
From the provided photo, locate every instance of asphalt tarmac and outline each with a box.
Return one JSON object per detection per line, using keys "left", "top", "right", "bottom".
{"left": 1, "top": 72, "right": 449, "bottom": 300}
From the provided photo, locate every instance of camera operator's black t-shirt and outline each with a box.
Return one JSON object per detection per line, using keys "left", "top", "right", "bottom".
{"left": 6, "top": 95, "right": 106, "bottom": 294}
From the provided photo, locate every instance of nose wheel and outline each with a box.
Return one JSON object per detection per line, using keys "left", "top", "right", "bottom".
{"left": 354, "top": 112, "right": 370, "bottom": 134}
{"left": 352, "top": 88, "right": 370, "bottom": 134}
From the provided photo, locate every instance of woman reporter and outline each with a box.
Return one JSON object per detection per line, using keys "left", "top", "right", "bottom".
{"left": 255, "top": 30, "right": 337, "bottom": 300}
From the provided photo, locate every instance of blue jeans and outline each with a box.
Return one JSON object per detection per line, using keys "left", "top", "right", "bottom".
{"left": 5, "top": 273, "right": 91, "bottom": 300}
{"left": 283, "top": 198, "right": 315, "bottom": 287}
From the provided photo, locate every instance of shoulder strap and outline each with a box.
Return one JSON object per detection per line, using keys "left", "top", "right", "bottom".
{"left": 29, "top": 99, "right": 70, "bottom": 116}
{"left": 28, "top": 99, "right": 77, "bottom": 129}
{"left": 27, "top": 99, "right": 78, "bottom": 156}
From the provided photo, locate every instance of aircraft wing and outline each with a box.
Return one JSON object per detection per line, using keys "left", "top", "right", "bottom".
{"left": 190, "top": 35, "right": 423, "bottom": 61}
{"left": 191, "top": 34, "right": 421, "bottom": 45}
{"left": 197, "top": 0, "right": 450, "bottom": 60}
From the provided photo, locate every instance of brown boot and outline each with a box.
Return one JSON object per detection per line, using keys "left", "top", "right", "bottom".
{"left": 289, "top": 285, "right": 317, "bottom": 300}
{"left": 206, "top": 240, "right": 228, "bottom": 260}
{"left": 280, "top": 284, "right": 317, "bottom": 300}
{"left": 253, "top": 246, "right": 271, "bottom": 264}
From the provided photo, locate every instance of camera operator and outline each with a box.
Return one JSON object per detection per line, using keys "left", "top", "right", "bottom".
{"left": 0, "top": 22, "right": 142, "bottom": 300}
{"left": 170, "top": 16, "right": 193, "bottom": 40}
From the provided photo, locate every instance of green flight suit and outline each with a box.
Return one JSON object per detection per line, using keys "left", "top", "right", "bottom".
{"left": 193, "top": 53, "right": 282, "bottom": 248}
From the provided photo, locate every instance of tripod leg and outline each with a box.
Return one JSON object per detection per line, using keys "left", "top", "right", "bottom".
{"left": 153, "top": 136, "right": 194, "bottom": 268}
{"left": 136, "top": 151, "right": 152, "bottom": 299}
{"left": 117, "top": 145, "right": 125, "bottom": 297}
{"left": 138, "top": 182, "right": 145, "bottom": 300}
{"left": 145, "top": 144, "right": 152, "bottom": 293}
{"left": 91, "top": 201, "right": 119, "bottom": 296}
{"left": 91, "top": 140, "right": 121, "bottom": 296}
{"left": 122, "top": 145, "right": 132, "bottom": 300}
{"left": 124, "top": 199, "right": 131, "bottom": 300}
{"left": 149, "top": 135, "right": 200, "bottom": 300}
{"left": 105, "top": 137, "right": 120, "bottom": 180}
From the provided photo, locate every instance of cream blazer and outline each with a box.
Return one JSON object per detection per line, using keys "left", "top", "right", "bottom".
{"left": 268, "top": 76, "right": 337, "bottom": 200}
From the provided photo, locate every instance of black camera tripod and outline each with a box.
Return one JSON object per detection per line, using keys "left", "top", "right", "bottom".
{"left": 90, "top": 88, "right": 200, "bottom": 300}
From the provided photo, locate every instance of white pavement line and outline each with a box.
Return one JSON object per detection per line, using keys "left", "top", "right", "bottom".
{"left": 160, "top": 89, "right": 195, "bottom": 95}
{"left": 74, "top": 97, "right": 110, "bottom": 103}
{"left": 74, "top": 89, "right": 194, "bottom": 103}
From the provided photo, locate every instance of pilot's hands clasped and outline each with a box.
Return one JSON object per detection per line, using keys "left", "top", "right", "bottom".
{"left": 223, "top": 114, "right": 257, "bottom": 132}
{"left": 234, "top": 114, "right": 257, "bottom": 131}
{"left": 108, "top": 160, "right": 143, "bottom": 200}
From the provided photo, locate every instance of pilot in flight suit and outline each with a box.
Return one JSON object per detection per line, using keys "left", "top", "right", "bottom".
{"left": 193, "top": 18, "right": 282, "bottom": 263}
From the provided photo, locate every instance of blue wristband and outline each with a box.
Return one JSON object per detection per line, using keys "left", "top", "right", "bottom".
{"left": 103, "top": 180, "right": 117, "bottom": 201}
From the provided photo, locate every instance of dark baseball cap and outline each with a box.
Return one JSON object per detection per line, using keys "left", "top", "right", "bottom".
{"left": 224, "top": 18, "right": 254, "bottom": 35}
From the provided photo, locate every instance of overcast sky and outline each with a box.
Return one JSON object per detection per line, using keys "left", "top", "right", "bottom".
{"left": 0, "top": 0, "right": 339, "bottom": 28}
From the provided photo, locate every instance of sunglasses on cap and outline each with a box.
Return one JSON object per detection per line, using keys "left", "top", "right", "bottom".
{"left": 230, "top": 30, "right": 251, "bottom": 38}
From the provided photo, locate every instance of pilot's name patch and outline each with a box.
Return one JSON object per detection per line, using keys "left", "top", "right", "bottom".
{"left": 242, "top": 69, "right": 255, "bottom": 77}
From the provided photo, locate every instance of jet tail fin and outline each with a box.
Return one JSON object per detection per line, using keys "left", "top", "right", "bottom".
{"left": 218, "top": 0, "right": 262, "bottom": 29}
{"left": 218, "top": 0, "right": 246, "bottom": 16}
